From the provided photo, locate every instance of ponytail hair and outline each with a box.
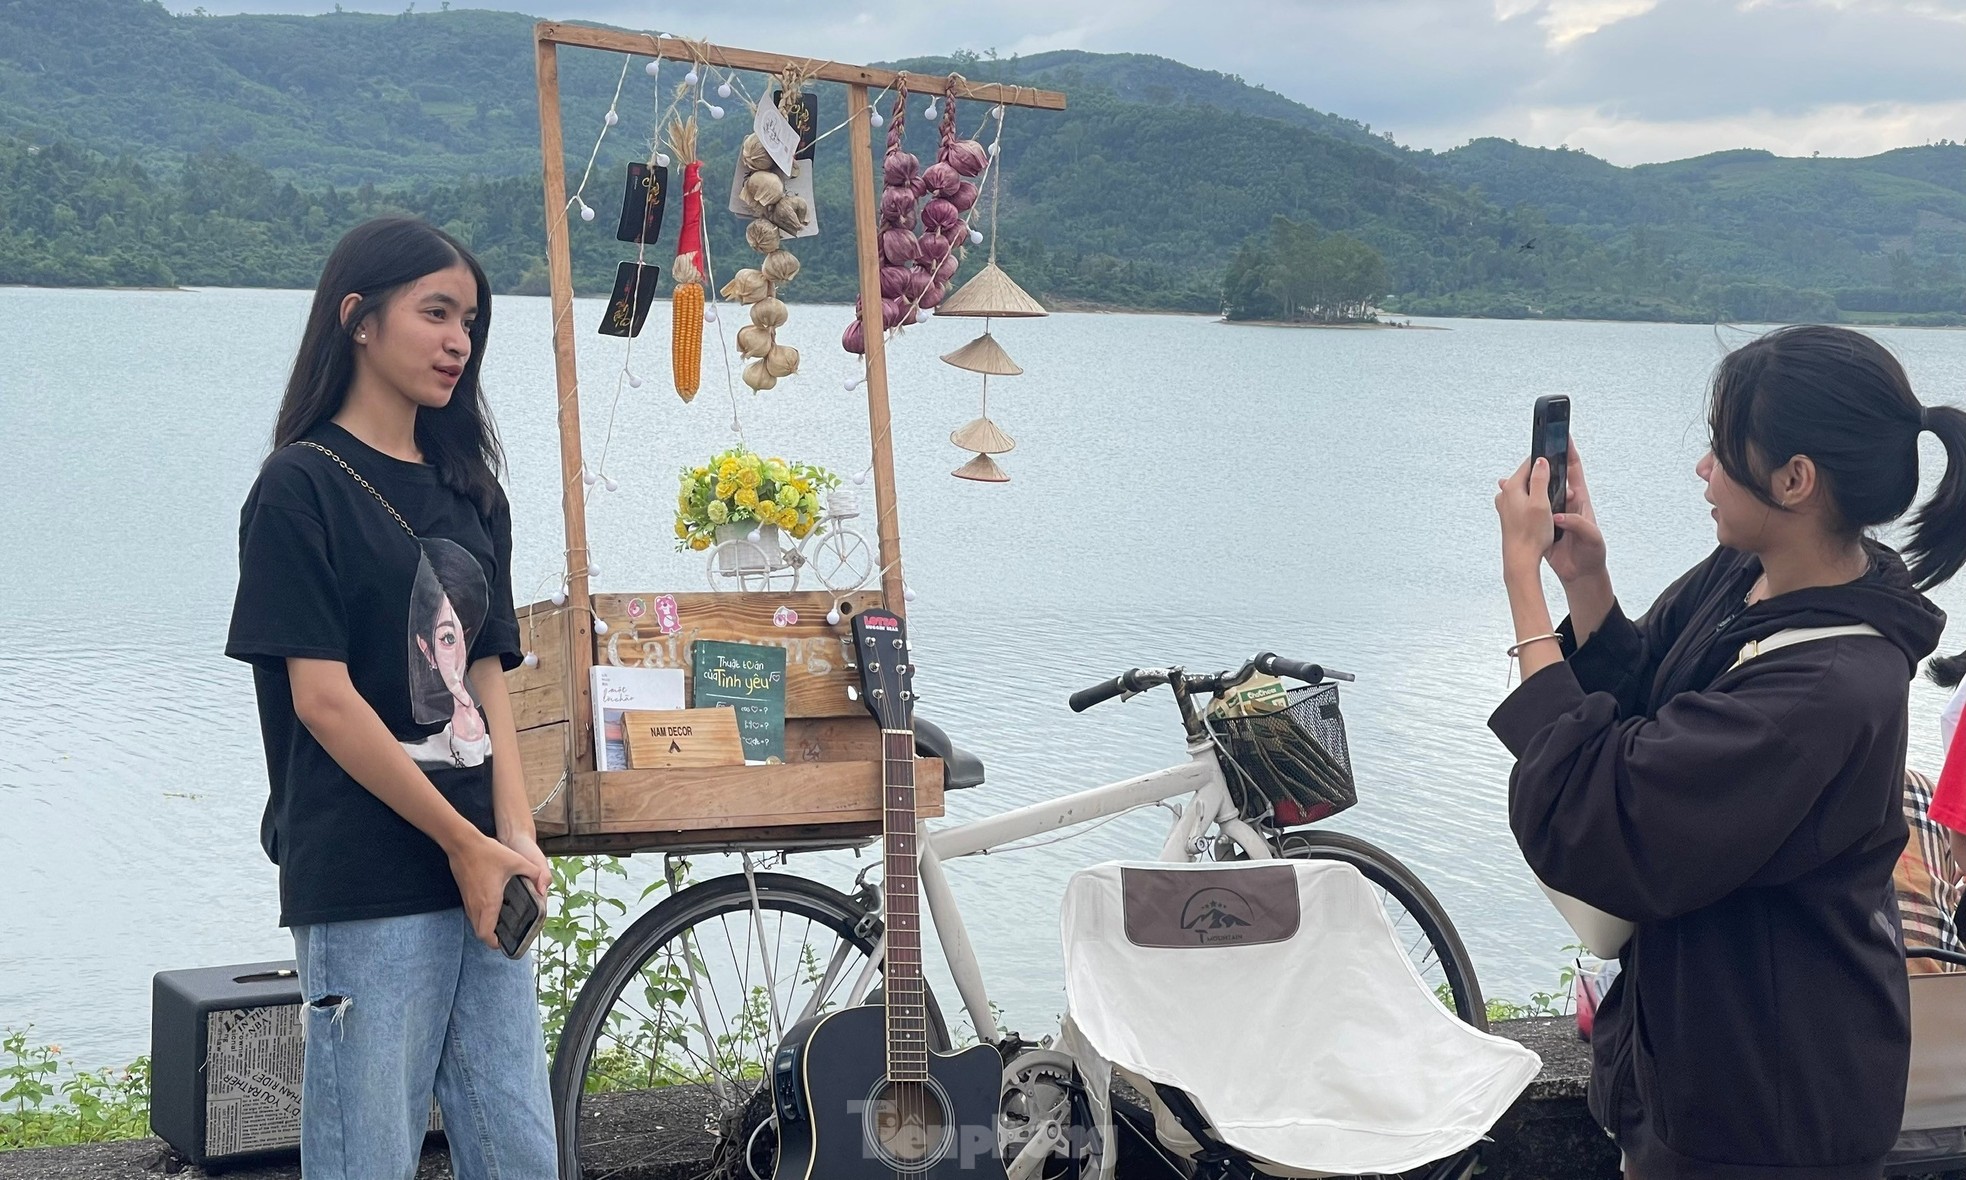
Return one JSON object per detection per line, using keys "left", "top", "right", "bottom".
{"left": 1931, "top": 649, "right": 1966, "bottom": 690}
{"left": 1905, "top": 403, "right": 1966, "bottom": 590}
{"left": 1708, "top": 324, "right": 1966, "bottom": 591}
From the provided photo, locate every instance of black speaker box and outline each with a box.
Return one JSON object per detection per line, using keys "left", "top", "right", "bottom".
{"left": 150, "top": 960, "right": 308, "bottom": 1166}
{"left": 150, "top": 959, "right": 442, "bottom": 1167}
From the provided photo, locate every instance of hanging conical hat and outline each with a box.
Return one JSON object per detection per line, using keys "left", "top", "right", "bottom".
{"left": 936, "top": 262, "right": 1048, "bottom": 318}
{"left": 940, "top": 332, "right": 1022, "bottom": 376}
{"left": 952, "top": 452, "right": 1010, "bottom": 482}
{"left": 950, "top": 416, "right": 1015, "bottom": 454}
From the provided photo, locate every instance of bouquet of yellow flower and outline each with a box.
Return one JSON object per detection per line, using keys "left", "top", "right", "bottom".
{"left": 675, "top": 449, "right": 841, "bottom": 552}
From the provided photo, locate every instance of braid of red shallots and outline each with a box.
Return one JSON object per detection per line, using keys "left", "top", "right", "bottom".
{"left": 844, "top": 81, "right": 920, "bottom": 354}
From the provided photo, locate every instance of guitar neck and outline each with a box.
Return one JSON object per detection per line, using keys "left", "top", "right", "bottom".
{"left": 882, "top": 728, "right": 927, "bottom": 1082}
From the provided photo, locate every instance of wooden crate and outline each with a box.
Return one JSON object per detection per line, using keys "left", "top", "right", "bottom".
{"left": 507, "top": 590, "right": 942, "bottom": 855}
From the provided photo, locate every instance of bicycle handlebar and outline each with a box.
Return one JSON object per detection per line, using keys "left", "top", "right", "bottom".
{"left": 1067, "top": 654, "right": 1353, "bottom": 712}
{"left": 1068, "top": 667, "right": 1169, "bottom": 713}
{"left": 1255, "top": 652, "right": 1340, "bottom": 686}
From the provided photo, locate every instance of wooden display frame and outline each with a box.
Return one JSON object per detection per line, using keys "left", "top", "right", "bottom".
{"left": 510, "top": 25, "right": 1065, "bottom": 854}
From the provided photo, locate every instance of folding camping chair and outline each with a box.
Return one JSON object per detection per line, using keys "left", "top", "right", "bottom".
{"left": 1059, "top": 858, "right": 1541, "bottom": 1179}
{"left": 1887, "top": 947, "right": 1966, "bottom": 1174}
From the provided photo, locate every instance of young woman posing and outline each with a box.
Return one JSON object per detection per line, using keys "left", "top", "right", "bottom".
{"left": 1491, "top": 325, "right": 1963, "bottom": 1179}
{"left": 226, "top": 217, "right": 555, "bottom": 1179}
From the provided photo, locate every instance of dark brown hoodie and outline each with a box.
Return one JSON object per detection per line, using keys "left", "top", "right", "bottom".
{"left": 1491, "top": 544, "right": 1945, "bottom": 1180}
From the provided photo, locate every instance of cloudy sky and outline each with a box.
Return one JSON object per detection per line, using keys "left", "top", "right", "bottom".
{"left": 160, "top": 0, "right": 1966, "bottom": 165}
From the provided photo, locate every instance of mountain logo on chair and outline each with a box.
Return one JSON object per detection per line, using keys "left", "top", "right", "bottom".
{"left": 1180, "top": 889, "right": 1255, "bottom": 938}
{"left": 771, "top": 610, "right": 1008, "bottom": 1179}
{"left": 1122, "top": 866, "right": 1302, "bottom": 949}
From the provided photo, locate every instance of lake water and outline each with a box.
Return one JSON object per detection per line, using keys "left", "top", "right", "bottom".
{"left": 4, "top": 287, "right": 1964, "bottom": 1069}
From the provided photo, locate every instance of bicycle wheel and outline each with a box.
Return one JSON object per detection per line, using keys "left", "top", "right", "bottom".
{"left": 1268, "top": 830, "right": 1488, "bottom": 1029}
{"left": 549, "top": 871, "right": 952, "bottom": 1179}
{"left": 807, "top": 528, "right": 875, "bottom": 594}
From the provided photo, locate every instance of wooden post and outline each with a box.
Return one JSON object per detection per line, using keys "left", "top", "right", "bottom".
{"left": 847, "top": 83, "right": 907, "bottom": 614}
{"left": 534, "top": 37, "right": 597, "bottom": 773}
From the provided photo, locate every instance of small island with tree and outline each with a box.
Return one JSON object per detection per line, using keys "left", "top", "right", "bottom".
{"left": 1222, "top": 215, "right": 1400, "bottom": 327}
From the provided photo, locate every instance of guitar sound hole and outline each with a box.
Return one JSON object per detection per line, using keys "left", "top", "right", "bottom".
{"left": 865, "top": 1078, "right": 952, "bottom": 1171}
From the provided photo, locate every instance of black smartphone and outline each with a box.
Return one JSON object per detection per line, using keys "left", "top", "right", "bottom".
{"left": 495, "top": 875, "right": 546, "bottom": 960}
{"left": 1531, "top": 395, "right": 1571, "bottom": 540}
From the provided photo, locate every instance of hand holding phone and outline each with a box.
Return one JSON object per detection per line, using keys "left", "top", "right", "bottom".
{"left": 495, "top": 875, "right": 547, "bottom": 960}
{"left": 1530, "top": 395, "right": 1571, "bottom": 540}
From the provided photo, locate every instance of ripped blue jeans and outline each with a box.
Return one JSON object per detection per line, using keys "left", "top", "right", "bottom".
{"left": 294, "top": 908, "right": 557, "bottom": 1180}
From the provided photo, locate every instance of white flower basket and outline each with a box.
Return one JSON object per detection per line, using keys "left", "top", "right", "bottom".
{"left": 826, "top": 488, "right": 860, "bottom": 520}
{"left": 713, "top": 521, "right": 782, "bottom": 573}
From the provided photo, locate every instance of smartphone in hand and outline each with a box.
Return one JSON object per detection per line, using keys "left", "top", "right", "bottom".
{"left": 495, "top": 875, "right": 547, "bottom": 960}
{"left": 1531, "top": 395, "right": 1571, "bottom": 540}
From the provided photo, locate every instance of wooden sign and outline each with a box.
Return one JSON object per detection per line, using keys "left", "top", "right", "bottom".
{"left": 623, "top": 708, "right": 744, "bottom": 769}
{"left": 692, "top": 640, "right": 787, "bottom": 763}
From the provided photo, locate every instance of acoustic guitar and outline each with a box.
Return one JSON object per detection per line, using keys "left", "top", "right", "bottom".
{"left": 770, "top": 608, "right": 1006, "bottom": 1178}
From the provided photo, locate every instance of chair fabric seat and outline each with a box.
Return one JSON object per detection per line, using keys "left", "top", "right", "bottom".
{"left": 1060, "top": 858, "right": 1541, "bottom": 1177}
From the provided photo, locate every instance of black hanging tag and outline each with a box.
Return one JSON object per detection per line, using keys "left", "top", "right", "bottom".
{"left": 616, "top": 161, "right": 668, "bottom": 244}
{"left": 597, "top": 262, "right": 661, "bottom": 337}
{"left": 774, "top": 90, "right": 817, "bottom": 160}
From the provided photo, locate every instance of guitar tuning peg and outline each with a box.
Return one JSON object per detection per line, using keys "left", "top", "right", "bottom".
{"left": 846, "top": 685, "right": 860, "bottom": 701}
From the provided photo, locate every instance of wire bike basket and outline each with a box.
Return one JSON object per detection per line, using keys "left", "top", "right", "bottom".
{"left": 1209, "top": 683, "right": 1358, "bottom": 828}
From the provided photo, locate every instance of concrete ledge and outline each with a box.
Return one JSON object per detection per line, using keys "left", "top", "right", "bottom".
{"left": 0, "top": 1019, "right": 1626, "bottom": 1180}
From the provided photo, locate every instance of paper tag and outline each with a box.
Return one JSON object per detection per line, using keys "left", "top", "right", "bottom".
{"left": 752, "top": 99, "right": 801, "bottom": 174}
{"left": 597, "top": 262, "right": 661, "bottom": 338}
{"left": 615, "top": 161, "right": 667, "bottom": 244}
{"left": 774, "top": 91, "right": 817, "bottom": 160}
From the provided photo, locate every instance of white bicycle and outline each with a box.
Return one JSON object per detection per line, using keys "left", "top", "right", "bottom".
{"left": 704, "top": 489, "right": 876, "bottom": 594}
{"left": 548, "top": 653, "right": 1488, "bottom": 1180}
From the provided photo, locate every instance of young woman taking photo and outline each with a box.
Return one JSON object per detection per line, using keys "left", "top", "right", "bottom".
{"left": 226, "top": 217, "right": 556, "bottom": 1178}
{"left": 1491, "top": 324, "right": 1963, "bottom": 1179}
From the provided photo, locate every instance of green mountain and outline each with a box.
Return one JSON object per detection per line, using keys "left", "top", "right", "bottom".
{"left": 1, "top": 0, "right": 1960, "bottom": 324}
{"left": 1425, "top": 139, "right": 1966, "bottom": 314}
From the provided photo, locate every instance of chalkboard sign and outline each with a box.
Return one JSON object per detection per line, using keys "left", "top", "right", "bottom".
{"left": 691, "top": 640, "right": 787, "bottom": 763}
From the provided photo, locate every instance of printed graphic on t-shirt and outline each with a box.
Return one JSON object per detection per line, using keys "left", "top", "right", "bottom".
{"left": 401, "top": 537, "right": 492, "bottom": 770}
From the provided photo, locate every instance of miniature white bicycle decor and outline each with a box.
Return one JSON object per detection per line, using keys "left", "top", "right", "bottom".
{"left": 704, "top": 487, "right": 877, "bottom": 593}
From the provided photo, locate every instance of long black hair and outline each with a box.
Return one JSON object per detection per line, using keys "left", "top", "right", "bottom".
{"left": 1707, "top": 324, "right": 1966, "bottom": 590}
{"left": 275, "top": 217, "right": 503, "bottom": 515}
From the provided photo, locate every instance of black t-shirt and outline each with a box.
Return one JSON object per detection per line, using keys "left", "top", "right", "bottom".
{"left": 225, "top": 422, "right": 522, "bottom": 927}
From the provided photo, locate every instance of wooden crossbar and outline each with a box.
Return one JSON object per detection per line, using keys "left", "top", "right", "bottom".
{"left": 536, "top": 23, "right": 1067, "bottom": 110}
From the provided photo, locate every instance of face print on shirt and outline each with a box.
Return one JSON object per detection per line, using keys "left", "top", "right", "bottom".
{"left": 402, "top": 536, "right": 492, "bottom": 770}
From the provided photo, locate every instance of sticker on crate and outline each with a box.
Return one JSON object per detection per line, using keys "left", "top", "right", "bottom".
{"left": 623, "top": 707, "right": 744, "bottom": 769}
{"left": 691, "top": 640, "right": 787, "bottom": 763}
{"left": 591, "top": 666, "right": 686, "bottom": 771}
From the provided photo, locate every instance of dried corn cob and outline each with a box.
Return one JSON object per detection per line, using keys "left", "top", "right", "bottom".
{"left": 671, "top": 137, "right": 705, "bottom": 402}
{"left": 672, "top": 276, "right": 701, "bottom": 401}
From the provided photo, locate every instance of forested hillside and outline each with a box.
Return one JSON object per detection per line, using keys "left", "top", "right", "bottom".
{"left": 1, "top": 0, "right": 1959, "bottom": 324}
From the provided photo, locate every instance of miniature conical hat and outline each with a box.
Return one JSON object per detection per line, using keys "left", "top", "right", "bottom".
{"left": 952, "top": 452, "right": 1010, "bottom": 482}
{"left": 940, "top": 332, "right": 1022, "bottom": 376}
{"left": 936, "top": 262, "right": 1047, "bottom": 318}
{"left": 950, "top": 416, "right": 1015, "bottom": 454}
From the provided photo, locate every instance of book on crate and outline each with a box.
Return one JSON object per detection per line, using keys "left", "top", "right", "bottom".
{"left": 591, "top": 666, "right": 686, "bottom": 771}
